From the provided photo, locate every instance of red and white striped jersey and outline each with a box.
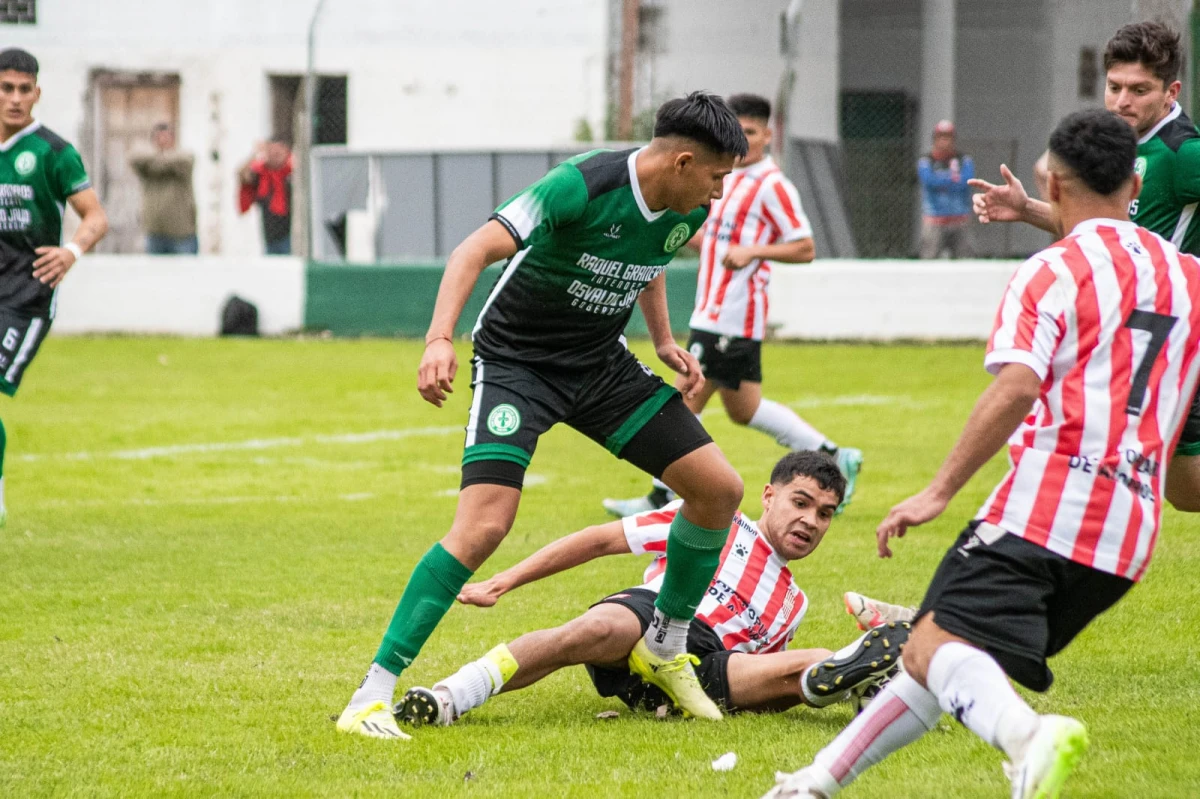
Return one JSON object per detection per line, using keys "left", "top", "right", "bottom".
{"left": 980, "top": 218, "right": 1200, "bottom": 581}
{"left": 622, "top": 500, "right": 808, "bottom": 654}
{"left": 691, "top": 155, "right": 812, "bottom": 341}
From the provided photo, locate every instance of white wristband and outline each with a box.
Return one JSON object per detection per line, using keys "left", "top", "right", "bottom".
{"left": 64, "top": 242, "right": 83, "bottom": 261}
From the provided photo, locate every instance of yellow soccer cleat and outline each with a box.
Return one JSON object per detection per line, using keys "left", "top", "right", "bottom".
{"left": 627, "top": 639, "right": 722, "bottom": 721}
{"left": 336, "top": 700, "right": 411, "bottom": 741}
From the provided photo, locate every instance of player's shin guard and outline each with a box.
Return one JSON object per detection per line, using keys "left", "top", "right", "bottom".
{"left": 811, "top": 672, "right": 942, "bottom": 789}
{"left": 374, "top": 542, "right": 474, "bottom": 676}
{"left": 650, "top": 512, "right": 726, "bottom": 657}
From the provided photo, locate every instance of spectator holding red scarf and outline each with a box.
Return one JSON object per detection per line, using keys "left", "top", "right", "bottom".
{"left": 238, "top": 137, "right": 293, "bottom": 255}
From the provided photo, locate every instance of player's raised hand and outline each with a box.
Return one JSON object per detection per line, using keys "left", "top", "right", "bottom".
{"left": 968, "top": 164, "right": 1028, "bottom": 224}
{"left": 418, "top": 338, "right": 457, "bottom": 407}
{"left": 876, "top": 487, "right": 949, "bottom": 558}
{"left": 32, "top": 246, "right": 77, "bottom": 288}
{"left": 457, "top": 578, "right": 506, "bottom": 607}
{"left": 657, "top": 342, "right": 705, "bottom": 399}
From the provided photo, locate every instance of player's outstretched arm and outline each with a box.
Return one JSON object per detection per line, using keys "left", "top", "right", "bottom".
{"left": 456, "top": 521, "right": 632, "bottom": 606}
{"left": 968, "top": 164, "right": 1058, "bottom": 235}
{"left": 418, "top": 220, "right": 518, "bottom": 407}
{"left": 723, "top": 237, "right": 814, "bottom": 269}
{"left": 639, "top": 273, "right": 704, "bottom": 400}
{"left": 877, "top": 363, "right": 1041, "bottom": 557}
{"left": 33, "top": 189, "right": 107, "bottom": 288}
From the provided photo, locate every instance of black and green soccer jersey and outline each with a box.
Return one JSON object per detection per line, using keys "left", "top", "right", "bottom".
{"left": 475, "top": 148, "right": 708, "bottom": 370}
{"left": 0, "top": 121, "right": 91, "bottom": 313}
{"left": 1130, "top": 105, "right": 1200, "bottom": 255}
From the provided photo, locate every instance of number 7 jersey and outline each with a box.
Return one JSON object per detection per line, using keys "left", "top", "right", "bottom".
{"left": 982, "top": 218, "right": 1200, "bottom": 581}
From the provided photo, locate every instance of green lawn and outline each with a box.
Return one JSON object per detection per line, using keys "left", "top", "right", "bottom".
{"left": 1, "top": 337, "right": 1196, "bottom": 798}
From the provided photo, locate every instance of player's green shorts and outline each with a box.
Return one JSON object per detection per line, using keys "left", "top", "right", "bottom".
{"left": 460, "top": 344, "right": 711, "bottom": 488}
{"left": 0, "top": 306, "right": 51, "bottom": 397}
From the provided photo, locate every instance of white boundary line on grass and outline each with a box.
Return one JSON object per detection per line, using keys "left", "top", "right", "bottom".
{"left": 18, "top": 425, "right": 463, "bottom": 462}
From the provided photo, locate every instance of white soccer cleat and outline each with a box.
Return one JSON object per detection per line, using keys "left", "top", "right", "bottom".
{"left": 336, "top": 700, "right": 411, "bottom": 740}
{"left": 1004, "top": 715, "right": 1088, "bottom": 799}
{"left": 843, "top": 591, "right": 916, "bottom": 631}
{"left": 760, "top": 766, "right": 838, "bottom": 799}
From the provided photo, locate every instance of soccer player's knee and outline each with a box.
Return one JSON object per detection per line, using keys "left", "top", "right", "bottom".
{"left": 570, "top": 613, "right": 619, "bottom": 648}
{"left": 709, "top": 467, "right": 744, "bottom": 513}
{"left": 727, "top": 406, "right": 755, "bottom": 426}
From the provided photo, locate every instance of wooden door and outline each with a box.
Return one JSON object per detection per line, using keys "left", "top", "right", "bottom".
{"left": 90, "top": 73, "right": 180, "bottom": 253}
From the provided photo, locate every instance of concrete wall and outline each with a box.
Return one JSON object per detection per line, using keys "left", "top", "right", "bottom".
{"left": 53, "top": 256, "right": 305, "bottom": 336}
{"left": 649, "top": 0, "right": 840, "bottom": 142}
{"left": 7, "top": 0, "right": 608, "bottom": 256}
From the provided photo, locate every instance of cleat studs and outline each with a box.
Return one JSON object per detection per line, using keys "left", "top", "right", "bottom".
{"left": 871, "top": 661, "right": 879, "bottom": 668}
{"left": 871, "top": 630, "right": 880, "bottom": 638}
{"left": 824, "top": 662, "right": 836, "bottom": 669}
{"left": 817, "top": 683, "right": 830, "bottom": 692}
{"left": 884, "top": 655, "right": 892, "bottom": 662}
{"left": 883, "top": 638, "right": 890, "bottom": 647}
{"left": 863, "top": 640, "right": 871, "bottom": 648}
{"left": 835, "top": 676, "right": 844, "bottom": 685}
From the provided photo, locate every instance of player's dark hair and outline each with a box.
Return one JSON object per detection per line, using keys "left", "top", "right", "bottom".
{"left": 1104, "top": 21, "right": 1182, "bottom": 86}
{"left": 728, "top": 93, "right": 771, "bottom": 122}
{"left": 653, "top": 91, "right": 748, "bottom": 158}
{"left": 769, "top": 450, "right": 846, "bottom": 504}
{"left": 0, "top": 48, "right": 38, "bottom": 78}
{"left": 1048, "top": 109, "right": 1137, "bottom": 196}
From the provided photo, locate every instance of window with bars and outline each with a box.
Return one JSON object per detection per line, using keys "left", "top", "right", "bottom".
{"left": 0, "top": 0, "right": 35, "bottom": 24}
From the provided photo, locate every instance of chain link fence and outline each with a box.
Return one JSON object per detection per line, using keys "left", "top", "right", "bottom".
{"left": 839, "top": 91, "right": 918, "bottom": 258}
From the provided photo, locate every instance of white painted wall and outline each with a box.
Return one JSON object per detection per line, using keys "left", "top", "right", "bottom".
{"left": 767, "top": 260, "right": 1019, "bottom": 340}
{"left": 52, "top": 257, "right": 305, "bottom": 336}
{"left": 649, "top": 0, "right": 839, "bottom": 142}
{"left": 5, "top": 0, "right": 608, "bottom": 256}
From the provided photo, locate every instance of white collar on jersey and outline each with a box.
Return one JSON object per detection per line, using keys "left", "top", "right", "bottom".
{"left": 627, "top": 147, "right": 669, "bottom": 223}
{"left": 0, "top": 119, "right": 41, "bottom": 152}
{"left": 1070, "top": 217, "right": 1140, "bottom": 236}
{"left": 1139, "top": 102, "right": 1181, "bottom": 145}
{"left": 733, "top": 153, "right": 776, "bottom": 176}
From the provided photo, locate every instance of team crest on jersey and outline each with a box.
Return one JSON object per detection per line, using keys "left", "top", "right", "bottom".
{"left": 1133, "top": 156, "right": 1147, "bottom": 178}
{"left": 14, "top": 152, "right": 36, "bottom": 176}
{"left": 663, "top": 223, "right": 691, "bottom": 252}
{"left": 732, "top": 541, "right": 750, "bottom": 562}
{"left": 486, "top": 404, "right": 521, "bottom": 436}
{"left": 604, "top": 224, "right": 622, "bottom": 239}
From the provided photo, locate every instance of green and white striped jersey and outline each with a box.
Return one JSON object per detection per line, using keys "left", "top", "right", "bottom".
{"left": 476, "top": 147, "right": 708, "bottom": 370}
{"left": 0, "top": 120, "right": 91, "bottom": 313}
{"left": 1131, "top": 104, "right": 1200, "bottom": 255}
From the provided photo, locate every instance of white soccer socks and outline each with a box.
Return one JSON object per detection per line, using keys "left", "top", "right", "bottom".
{"left": 810, "top": 672, "right": 942, "bottom": 791}
{"left": 349, "top": 662, "right": 400, "bottom": 711}
{"left": 646, "top": 608, "right": 691, "bottom": 660}
{"left": 925, "top": 641, "right": 1039, "bottom": 761}
{"left": 748, "top": 399, "right": 831, "bottom": 452}
{"left": 435, "top": 644, "right": 520, "bottom": 718}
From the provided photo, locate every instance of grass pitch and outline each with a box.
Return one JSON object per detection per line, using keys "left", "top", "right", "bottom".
{"left": 1, "top": 336, "right": 1197, "bottom": 798}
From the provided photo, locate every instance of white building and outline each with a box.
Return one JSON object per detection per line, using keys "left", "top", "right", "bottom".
{"left": 5, "top": 0, "right": 609, "bottom": 256}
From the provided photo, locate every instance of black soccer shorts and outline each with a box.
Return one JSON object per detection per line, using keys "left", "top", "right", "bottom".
{"left": 585, "top": 587, "right": 735, "bottom": 711}
{"left": 459, "top": 346, "right": 712, "bottom": 489}
{"left": 916, "top": 521, "right": 1133, "bottom": 692}
{"left": 686, "top": 329, "right": 762, "bottom": 390}
{"left": 0, "top": 306, "right": 51, "bottom": 396}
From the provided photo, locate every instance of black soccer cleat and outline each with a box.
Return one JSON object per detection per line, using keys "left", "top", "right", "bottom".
{"left": 805, "top": 621, "right": 911, "bottom": 700}
{"left": 393, "top": 686, "right": 450, "bottom": 727}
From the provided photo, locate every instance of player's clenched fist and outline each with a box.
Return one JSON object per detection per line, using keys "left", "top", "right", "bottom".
{"left": 418, "top": 338, "right": 457, "bottom": 407}
{"left": 656, "top": 342, "right": 705, "bottom": 400}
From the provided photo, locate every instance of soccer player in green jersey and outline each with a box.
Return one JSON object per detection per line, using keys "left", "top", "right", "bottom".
{"left": 337, "top": 92, "right": 749, "bottom": 739}
{"left": 970, "top": 20, "right": 1200, "bottom": 514}
{"left": 0, "top": 49, "right": 107, "bottom": 526}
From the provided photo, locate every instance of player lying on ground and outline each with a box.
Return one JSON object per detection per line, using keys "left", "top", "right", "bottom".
{"left": 604, "top": 93, "right": 862, "bottom": 520}
{"left": 338, "top": 93, "right": 752, "bottom": 739}
{"left": 0, "top": 48, "right": 108, "bottom": 527}
{"left": 762, "top": 109, "right": 1200, "bottom": 799}
{"left": 396, "top": 451, "right": 911, "bottom": 726}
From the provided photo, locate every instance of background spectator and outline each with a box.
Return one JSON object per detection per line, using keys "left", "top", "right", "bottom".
{"left": 917, "top": 120, "right": 974, "bottom": 258}
{"left": 129, "top": 123, "right": 198, "bottom": 254}
{"left": 238, "top": 138, "right": 293, "bottom": 255}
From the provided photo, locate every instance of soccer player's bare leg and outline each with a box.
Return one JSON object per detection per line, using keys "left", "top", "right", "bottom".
{"left": 338, "top": 483, "right": 521, "bottom": 738}
{"left": 723, "top": 648, "right": 832, "bottom": 712}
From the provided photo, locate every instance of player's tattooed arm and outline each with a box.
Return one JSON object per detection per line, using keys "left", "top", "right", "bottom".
{"left": 456, "top": 521, "right": 632, "bottom": 606}
{"left": 32, "top": 188, "right": 108, "bottom": 288}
